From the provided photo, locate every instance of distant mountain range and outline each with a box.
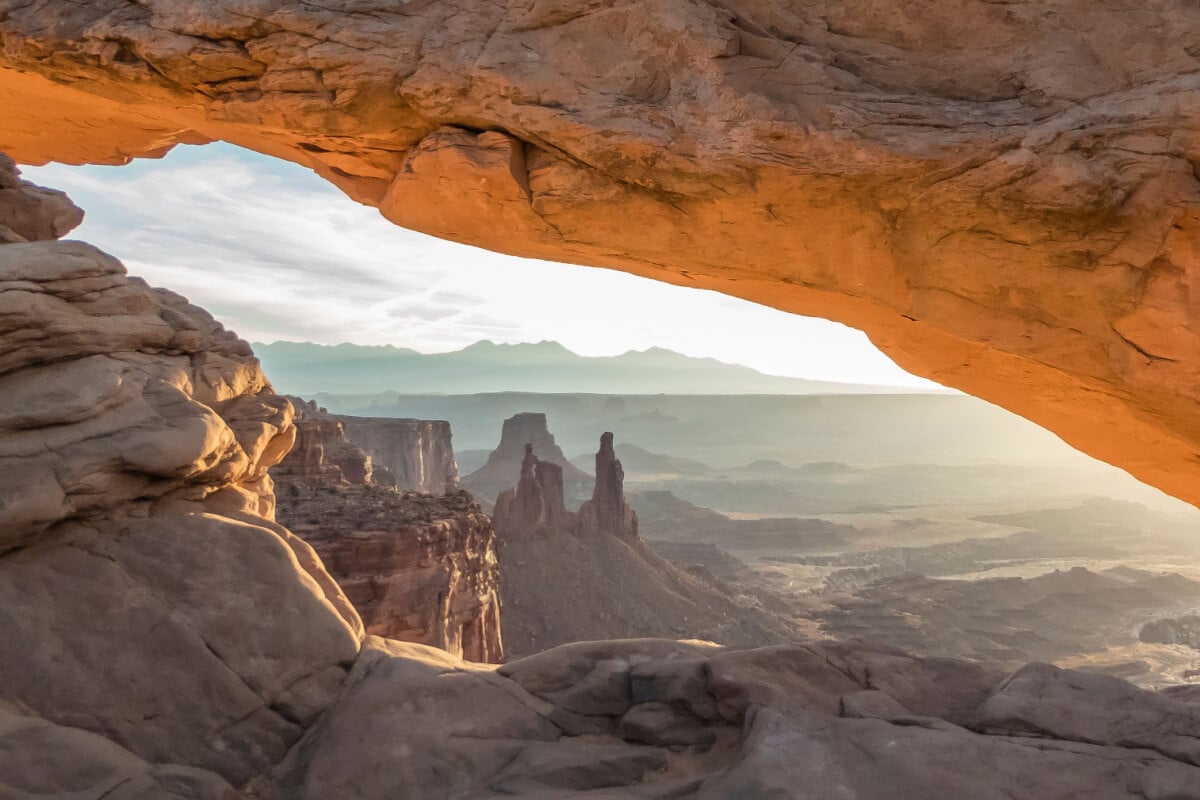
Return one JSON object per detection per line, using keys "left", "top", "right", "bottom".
{"left": 252, "top": 340, "right": 929, "bottom": 396}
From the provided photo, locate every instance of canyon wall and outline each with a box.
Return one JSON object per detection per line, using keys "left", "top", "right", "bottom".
{"left": 271, "top": 403, "right": 502, "bottom": 663}
{"left": 274, "top": 398, "right": 377, "bottom": 487}
{"left": 337, "top": 415, "right": 457, "bottom": 494}
{"left": 3, "top": 1, "right": 1200, "bottom": 505}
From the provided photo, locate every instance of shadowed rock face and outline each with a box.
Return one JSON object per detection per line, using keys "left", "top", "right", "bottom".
{"left": 275, "top": 398, "right": 377, "bottom": 487}
{"left": 0, "top": 152, "right": 81, "bottom": 243}
{"left": 1142, "top": 615, "right": 1200, "bottom": 651}
{"left": 4, "top": 1, "right": 1200, "bottom": 504}
{"left": 278, "top": 487, "right": 505, "bottom": 665}
{"left": 493, "top": 443, "right": 571, "bottom": 537}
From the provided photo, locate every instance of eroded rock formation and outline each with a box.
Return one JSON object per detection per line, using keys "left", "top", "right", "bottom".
{"left": 493, "top": 435, "right": 800, "bottom": 658}
{"left": 0, "top": 162, "right": 363, "bottom": 794}
{"left": 493, "top": 443, "right": 571, "bottom": 537}
{"left": 277, "top": 486, "right": 504, "bottom": 665}
{"left": 271, "top": 400, "right": 502, "bottom": 663}
{"left": 336, "top": 415, "right": 457, "bottom": 494}
{"left": 1141, "top": 615, "right": 1200, "bottom": 652}
{"left": 464, "top": 411, "right": 592, "bottom": 505}
{"left": 577, "top": 431, "right": 639, "bottom": 540}
{"left": 6, "top": 162, "right": 1200, "bottom": 799}
{"left": 3, "top": 1, "right": 1200, "bottom": 505}
{"left": 0, "top": 152, "right": 82, "bottom": 243}
{"left": 273, "top": 397, "right": 377, "bottom": 487}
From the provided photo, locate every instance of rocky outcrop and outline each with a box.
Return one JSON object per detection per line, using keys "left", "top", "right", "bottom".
{"left": 0, "top": 153, "right": 82, "bottom": 244}
{"left": 337, "top": 415, "right": 457, "bottom": 494}
{"left": 273, "top": 636, "right": 1200, "bottom": 799}
{"left": 577, "top": 431, "right": 639, "bottom": 540}
{"left": 494, "top": 436, "right": 802, "bottom": 658}
{"left": 273, "top": 397, "right": 376, "bottom": 487}
{"left": 1141, "top": 615, "right": 1200, "bottom": 651}
{"left": 271, "top": 401, "right": 502, "bottom": 663}
{"left": 492, "top": 444, "right": 571, "bottom": 538}
{"left": 464, "top": 412, "right": 592, "bottom": 505}
{"left": 0, "top": 165, "right": 363, "bottom": 792}
{"left": 493, "top": 432, "right": 636, "bottom": 543}
{"left": 7, "top": 2, "right": 1200, "bottom": 506}
{"left": 0, "top": 153, "right": 83, "bottom": 243}
{"left": 277, "top": 486, "right": 503, "bottom": 664}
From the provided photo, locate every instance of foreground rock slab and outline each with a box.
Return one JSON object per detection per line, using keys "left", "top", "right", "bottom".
{"left": 271, "top": 637, "right": 1200, "bottom": 800}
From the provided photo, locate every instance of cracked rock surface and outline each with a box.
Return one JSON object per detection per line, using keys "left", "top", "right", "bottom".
{"left": 3, "top": 1, "right": 1200, "bottom": 505}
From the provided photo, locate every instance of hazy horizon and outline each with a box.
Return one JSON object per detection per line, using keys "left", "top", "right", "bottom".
{"left": 255, "top": 338, "right": 950, "bottom": 396}
{"left": 23, "top": 143, "right": 943, "bottom": 391}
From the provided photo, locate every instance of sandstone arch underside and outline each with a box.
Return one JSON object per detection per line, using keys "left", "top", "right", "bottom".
{"left": 3, "top": 0, "right": 1199, "bottom": 504}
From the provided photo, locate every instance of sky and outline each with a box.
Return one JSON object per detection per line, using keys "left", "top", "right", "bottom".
{"left": 23, "top": 143, "right": 942, "bottom": 389}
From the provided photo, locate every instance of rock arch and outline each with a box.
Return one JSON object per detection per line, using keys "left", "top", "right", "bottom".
{"left": 3, "top": 0, "right": 1200, "bottom": 504}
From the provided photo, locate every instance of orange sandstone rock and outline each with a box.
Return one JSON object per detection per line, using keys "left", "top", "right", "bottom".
{"left": 4, "top": 1, "right": 1199, "bottom": 503}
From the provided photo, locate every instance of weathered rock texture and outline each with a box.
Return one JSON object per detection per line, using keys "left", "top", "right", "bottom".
{"left": 4, "top": 1, "right": 1200, "bottom": 505}
{"left": 270, "top": 399, "right": 502, "bottom": 662}
{"left": 337, "top": 414, "right": 457, "bottom": 494}
{"left": 578, "top": 431, "right": 639, "bottom": 540}
{"left": 273, "top": 636, "right": 1200, "bottom": 799}
{"left": 494, "top": 436, "right": 799, "bottom": 658}
{"left": 0, "top": 152, "right": 82, "bottom": 243}
{"left": 464, "top": 412, "right": 592, "bottom": 505}
{"left": 493, "top": 443, "right": 572, "bottom": 537}
{"left": 273, "top": 397, "right": 377, "bottom": 487}
{"left": 275, "top": 480, "right": 504, "bottom": 663}
{"left": 0, "top": 166, "right": 364, "bottom": 793}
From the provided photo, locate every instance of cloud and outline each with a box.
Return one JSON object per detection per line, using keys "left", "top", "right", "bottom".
{"left": 23, "top": 143, "right": 945, "bottom": 389}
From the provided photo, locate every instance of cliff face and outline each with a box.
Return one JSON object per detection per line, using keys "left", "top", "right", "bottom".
{"left": 338, "top": 415, "right": 457, "bottom": 495}
{"left": 5, "top": 1, "right": 1200, "bottom": 506}
{"left": 274, "top": 398, "right": 375, "bottom": 487}
{"left": 271, "top": 401, "right": 503, "bottom": 663}
{"left": 276, "top": 486, "right": 503, "bottom": 664}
